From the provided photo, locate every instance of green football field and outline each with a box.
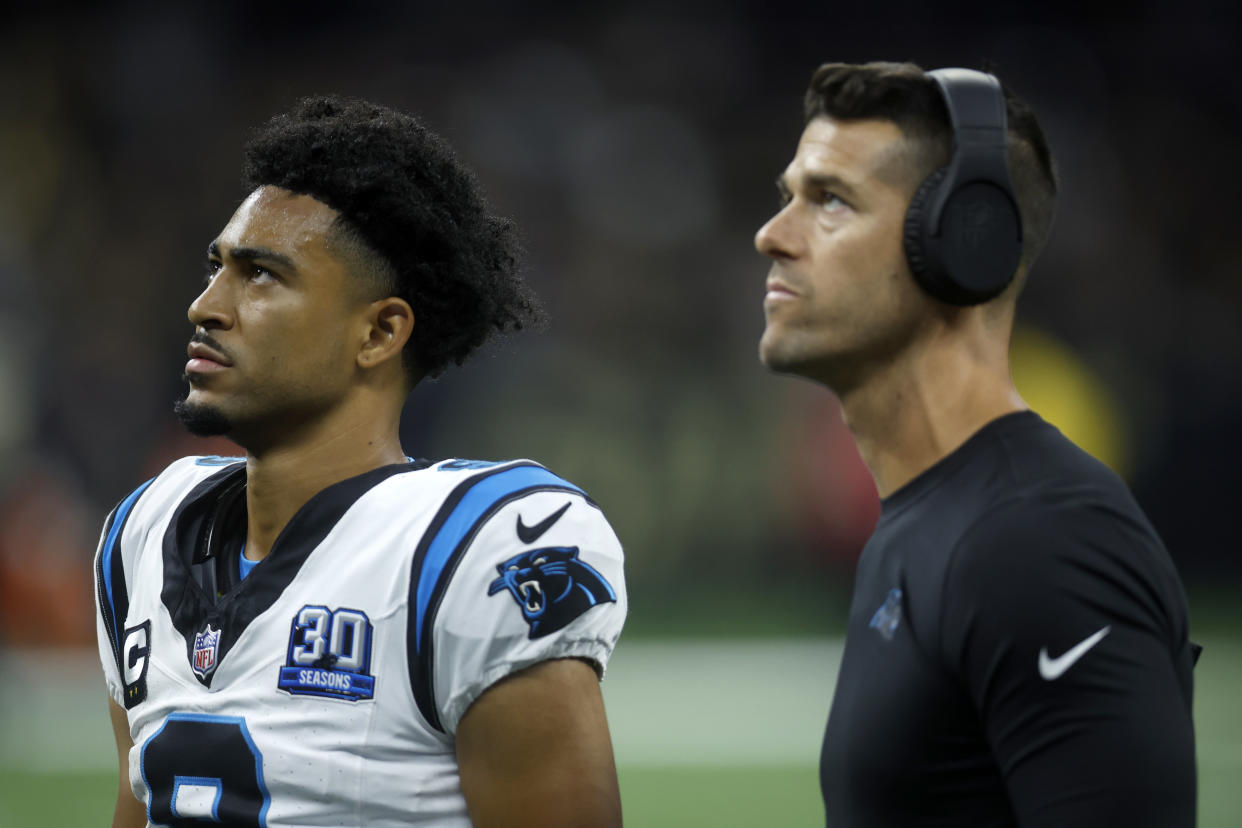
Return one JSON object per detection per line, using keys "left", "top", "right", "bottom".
{"left": 0, "top": 766, "right": 821, "bottom": 827}
{"left": 2, "top": 635, "right": 1239, "bottom": 827}
{"left": 3, "top": 766, "right": 827, "bottom": 827}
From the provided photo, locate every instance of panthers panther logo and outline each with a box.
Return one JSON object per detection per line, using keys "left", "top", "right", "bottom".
{"left": 488, "top": 546, "right": 616, "bottom": 639}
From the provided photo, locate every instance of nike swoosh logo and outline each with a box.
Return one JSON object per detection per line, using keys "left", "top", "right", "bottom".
{"left": 516, "top": 501, "right": 572, "bottom": 544}
{"left": 1038, "top": 625, "right": 1111, "bottom": 680}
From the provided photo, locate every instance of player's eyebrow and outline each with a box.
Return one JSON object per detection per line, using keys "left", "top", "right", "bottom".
{"left": 207, "top": 240, "right": 297, "bottom": 271}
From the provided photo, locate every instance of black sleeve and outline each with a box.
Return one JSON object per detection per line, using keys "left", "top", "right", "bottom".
{"left": 940, "top": 499, "right": 1196, "bottom": 827}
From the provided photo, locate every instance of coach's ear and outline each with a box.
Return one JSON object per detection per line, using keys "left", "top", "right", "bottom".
{"left": 357, "top": 296, "right": 414, "bottom": 372}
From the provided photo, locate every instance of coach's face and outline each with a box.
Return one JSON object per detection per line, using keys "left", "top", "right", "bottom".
{"left": 755, "top": 116, "right": 928, "bottom": 392}
{"left": 181, "top": 186, "right": 371, "bottom": 445}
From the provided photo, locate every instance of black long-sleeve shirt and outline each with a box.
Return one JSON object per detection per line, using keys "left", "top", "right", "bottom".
{"left": 821, "top": 411, "right": 1197, "bottom": 826}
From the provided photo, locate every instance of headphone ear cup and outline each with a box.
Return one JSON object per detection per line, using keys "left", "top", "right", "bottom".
{"left": 903, "top": 168, "right": 1021, "bottom": 305}
{"left": 903, "top": 169, "right": 949, "bottom": 300}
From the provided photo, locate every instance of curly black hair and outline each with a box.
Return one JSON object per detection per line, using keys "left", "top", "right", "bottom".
{"left": 241, "top": 95, "right": 545, "bottom": 382}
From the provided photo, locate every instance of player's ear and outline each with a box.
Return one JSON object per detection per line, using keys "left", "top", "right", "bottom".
{"left": 356, "top": 296, "right": 414, "bottom": 371}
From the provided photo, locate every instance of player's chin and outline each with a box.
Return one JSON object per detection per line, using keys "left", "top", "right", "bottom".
{"left": 180, "top": 382, "right": 237, "bottom": 418}
{"left": 174, "top": 396, "right": 234, "bottom": 438}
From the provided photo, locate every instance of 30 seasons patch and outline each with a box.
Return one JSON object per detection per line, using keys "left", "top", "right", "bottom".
{"left": 277, "top": 605, "right": 376, "bottom": 701}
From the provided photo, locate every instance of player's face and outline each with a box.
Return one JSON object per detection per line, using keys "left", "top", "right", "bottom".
{"left": 179, "top": 186, "right": 373, "bottom": 445}
{"left": 755, "top": 117, "right": 929, "bottom": 392}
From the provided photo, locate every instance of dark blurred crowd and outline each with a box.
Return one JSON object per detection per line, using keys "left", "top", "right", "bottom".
{"left": 1, "top": 3, "right": 1239, "bottom": 646}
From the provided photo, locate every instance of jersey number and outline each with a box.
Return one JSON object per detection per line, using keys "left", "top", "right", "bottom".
{"left": 141, "top": 713, "right": 270, "bottom": 827}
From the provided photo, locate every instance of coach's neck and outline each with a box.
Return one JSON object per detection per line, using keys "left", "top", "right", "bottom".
{"left": 838, "top": 307, "right": 1027, "bottom": 500}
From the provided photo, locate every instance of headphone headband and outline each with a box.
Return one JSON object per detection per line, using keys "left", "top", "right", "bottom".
{"left": 902, "top": 68, "right": 1023, "bottom": 305}
{"left": 928, "top": 68, "right": 1008, "bottom": 149}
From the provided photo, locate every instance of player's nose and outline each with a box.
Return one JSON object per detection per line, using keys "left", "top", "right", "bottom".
{"left": 187, "top": 272, "right": 234, "bottom": 330}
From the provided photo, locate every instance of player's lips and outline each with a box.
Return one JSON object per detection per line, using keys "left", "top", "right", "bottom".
{"left": 186, "top": 342, "right": 233, "bottom": 373}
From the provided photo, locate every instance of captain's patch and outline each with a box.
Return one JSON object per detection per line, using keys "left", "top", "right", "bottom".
{"left": 122, "top": 620, "right": 151, "bottom": 708}
{"left": 278, "top": 605, "right": 375, "bottom": 702}
{"left": 488, "top": 546, "right": 616, "bottom": 639}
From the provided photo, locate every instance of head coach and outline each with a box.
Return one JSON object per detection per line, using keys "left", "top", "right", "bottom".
{"left": 755, "top": 61, "right": 1197, "bottom": 827}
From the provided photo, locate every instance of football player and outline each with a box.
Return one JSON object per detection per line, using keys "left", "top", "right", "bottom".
{"left": 95, "top": 96, "right": 626, "bottom": 827}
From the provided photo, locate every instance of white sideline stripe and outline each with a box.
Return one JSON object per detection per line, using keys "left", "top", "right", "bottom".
{"left": 4, "top": 638, "right": 1241, "bottom": 773}
{"left": 0, "top": 641, "right": 843, "bottom": 772}
{"left": 604, "top": 639, "right": 843, "bottom": 767}
{"left": 0, "top": 649, "right": 118, "bottom": 772}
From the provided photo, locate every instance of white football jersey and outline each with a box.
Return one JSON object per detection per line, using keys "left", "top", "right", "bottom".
{"left": 93, "top": 456, "right": 627, "bottom": 827}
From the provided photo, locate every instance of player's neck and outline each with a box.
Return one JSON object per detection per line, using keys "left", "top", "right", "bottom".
{"left": 239, "top": 394, "right": 407, "bottom": 562}
{"left": 838, "top": 328, "right": 1026, "bottom": 499}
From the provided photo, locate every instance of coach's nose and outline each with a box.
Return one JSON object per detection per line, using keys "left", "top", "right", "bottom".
{"left": 755, "top": 204, "right": 803, "bottom": 260}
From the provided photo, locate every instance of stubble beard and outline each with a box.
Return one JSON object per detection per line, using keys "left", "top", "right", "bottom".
{"left": 760, "top": 314, "right": 914, "bottom": 399}
{"left": 174, "top": 373, "right": 337, "bottom": 452}
{"left": 759, "top": 317, "right": 842, "bottom": 385}
{"left": 174, "top": 391, "right": 233, "bottom": 437}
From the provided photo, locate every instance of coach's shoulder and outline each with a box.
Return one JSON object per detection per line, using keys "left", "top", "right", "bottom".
{"left": 959, "top": 488, "right": 1162, "bottom": 565}
{"left": 945, "top": 499, "right": 1072, "bottom": 592}
{"left": 945, "top": 492, "right": 1181, "bottom": 637}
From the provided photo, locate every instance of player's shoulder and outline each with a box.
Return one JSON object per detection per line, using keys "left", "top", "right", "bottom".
{"left": 154, "top": 453, "right": 246, "bottom": 486}
{"left": 385, "top": 457, "right": 599, "bottom": 509}
{"left": 410, "top": 459, "right": 624, "bottom": 733}
{"left": 367, "top": 456, "right": 614, "bottom": 543}
{"left": 415, "top": 457, "right": 590, "bottom": 487}
{"left": 105, "top": 455, "right": 243, "bottom": 527}
{"left": 95, "top": 455, "right": 246, "bottom": 599}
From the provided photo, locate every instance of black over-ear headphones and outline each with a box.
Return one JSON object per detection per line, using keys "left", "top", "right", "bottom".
{"left": 902, "top": 68, "right": 1023, "bottom": 306}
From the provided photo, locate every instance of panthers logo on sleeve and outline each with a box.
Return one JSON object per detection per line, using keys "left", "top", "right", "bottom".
{"left": 488, "top": 546, "right": 616, "bottom": 639}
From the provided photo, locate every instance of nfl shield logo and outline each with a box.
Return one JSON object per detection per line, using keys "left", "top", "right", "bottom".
{"left": 192, "top": 625, "right": 221, "bottom": 678}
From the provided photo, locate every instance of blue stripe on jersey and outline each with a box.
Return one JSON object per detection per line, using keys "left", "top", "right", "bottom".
{"left": 103, "top": 477, "right": 156, "bottom": 642}
{"left": 414, "top": 465, "right": 584, "bottom": 645}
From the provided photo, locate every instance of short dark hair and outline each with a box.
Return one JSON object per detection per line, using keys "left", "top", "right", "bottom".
{"left": 242, "top": 95, "right": 545, "bottom": 382}
{"left": 803, "top": 61, "right": 1058, "bottom": 280}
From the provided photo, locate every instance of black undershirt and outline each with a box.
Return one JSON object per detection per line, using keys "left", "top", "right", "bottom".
{"left": 821, "top": 411, "right": 1196, "bottom": 827}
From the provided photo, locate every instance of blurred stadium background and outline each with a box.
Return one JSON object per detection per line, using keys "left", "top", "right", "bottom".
{"left": 1, "top": 3, "right": 1239, "bottom": 825}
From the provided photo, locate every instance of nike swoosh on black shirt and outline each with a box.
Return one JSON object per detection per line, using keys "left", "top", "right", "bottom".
{"left": 516, "top": 501, "right": 572, "bottom": 544}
